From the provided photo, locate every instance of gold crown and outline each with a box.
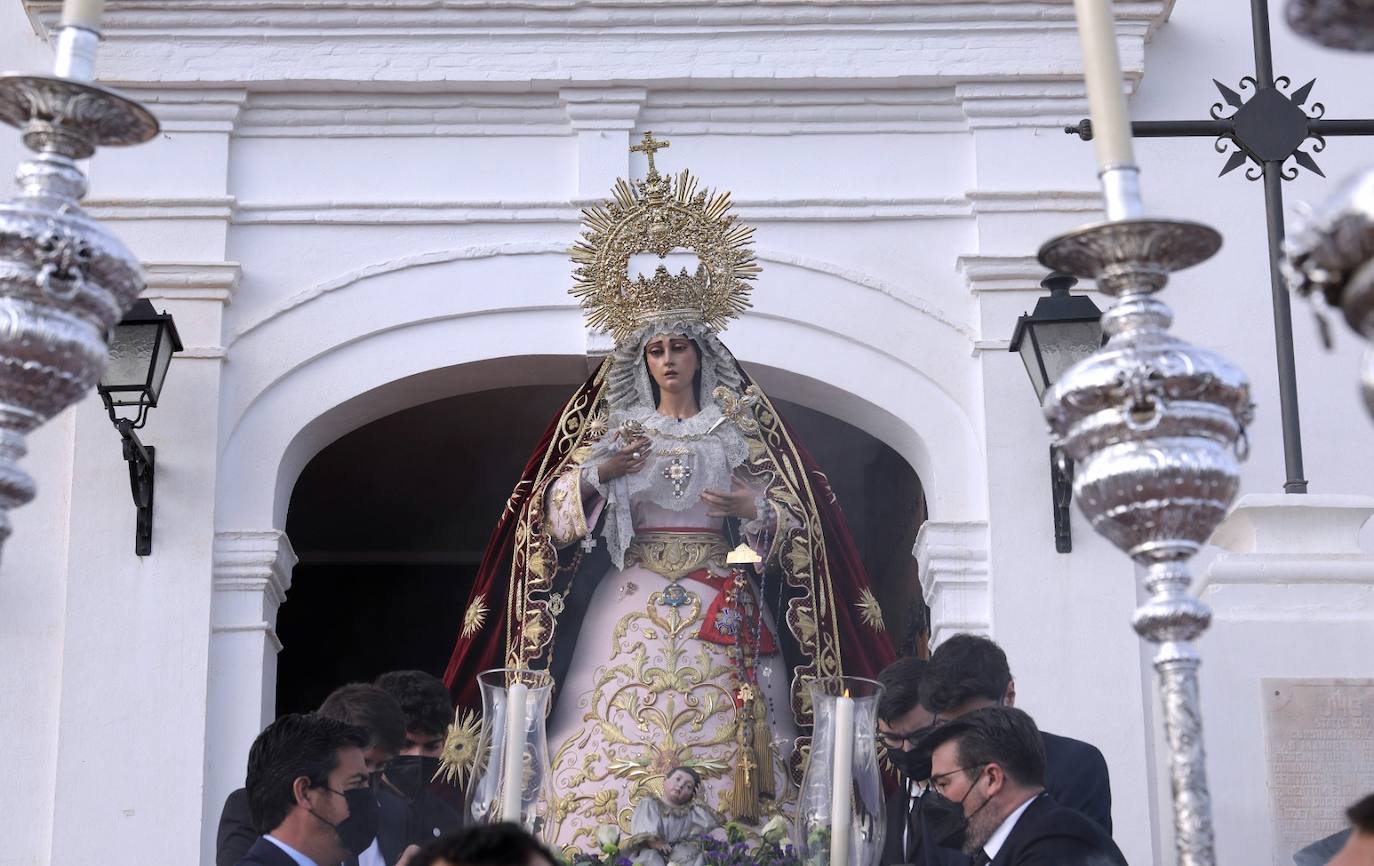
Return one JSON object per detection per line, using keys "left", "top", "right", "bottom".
{"left": 570, "top": 132, "right": 760, "bottom": 343}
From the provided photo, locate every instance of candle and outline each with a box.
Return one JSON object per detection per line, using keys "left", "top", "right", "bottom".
{"left": 60, "top": 0, "right": 105, "bottom": 30}
{"left": 500, "top": 682, "right": 529, "bottom": 822}
{"left": 829, "top": 690, "right": 854, "bottom": 866}
{"left": 1072, "top": 0, "right": 1135, "bottom": 171}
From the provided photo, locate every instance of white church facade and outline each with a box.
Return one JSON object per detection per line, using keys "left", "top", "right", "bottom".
{"left": 1, "top": 1, "right": 1372, "bottom": 865}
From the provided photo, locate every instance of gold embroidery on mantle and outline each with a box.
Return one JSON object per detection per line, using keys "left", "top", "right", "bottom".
{"left": 547, "top": 585, "right": 742, "bottom": 855}
{"left": 461, "top": 594, "right": 488, "bottom": 639}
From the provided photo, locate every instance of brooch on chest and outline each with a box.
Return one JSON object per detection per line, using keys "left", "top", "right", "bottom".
{"left": 662, "top": 455, "right": 693, "bottom": 497}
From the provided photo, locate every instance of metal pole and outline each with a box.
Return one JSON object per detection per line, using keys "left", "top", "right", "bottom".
{"left": 1253, "top": 0, "right": 1276, "bottom": 88}
{"left": 1262, "top": 161, "right": 1309, "bottom": 493}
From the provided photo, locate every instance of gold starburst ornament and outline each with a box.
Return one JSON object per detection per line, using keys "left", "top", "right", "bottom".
{"left": 461, "top": 593, "right": 488, "bottom": 639}
{"left": 437, "top": 708, "right": 483, "bottom": 786}
{"left": 570, "top": 132, "right": 761, "bottom": 344}
{"left": 856, "top": 587, "right": 885, "bottom": 633}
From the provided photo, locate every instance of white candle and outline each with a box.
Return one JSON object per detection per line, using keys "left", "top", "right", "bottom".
{"left": 829, "top": 691, "right": 854, "bottom": 866}
{"left": 1072, "top": 0, "right": 1135, "bottom": 171}
{"left": 60, "top": 0, "right": 104, "bottom": 30}
{"left": 500, "top": 682, "right": 529, "bottom": 822}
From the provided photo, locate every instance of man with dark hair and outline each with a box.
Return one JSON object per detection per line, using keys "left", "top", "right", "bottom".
{"left": 237, "top": 713, "right": 375, "bottom": 866}
{"left": 219, "top": 684, "right": 409, "bottom": 866}
{"left": 411, "top": 824, "right": 557, "bottom": 866}
{"left": 877, "top": 656, "right": 953, "bottom": 866}
{"left": 919, "top": 634, "right": 1112, "bottom": 835}
{"left": 374, "top": 671, "right": 465, "bottom": 862}
{"left": 1325, "top": 793, "right": 1374, "bottom": 866}
{"left": 919, "top": 707, "right": 1125, "bottom": 866}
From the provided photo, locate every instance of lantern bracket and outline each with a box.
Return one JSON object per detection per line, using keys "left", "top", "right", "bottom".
{"left": 115, "top": 418, "right": 155, "bottom": 556}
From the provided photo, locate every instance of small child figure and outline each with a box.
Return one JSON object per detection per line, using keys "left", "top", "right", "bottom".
{"left": 625, "top": 766, "right": 722, "bottom": 866}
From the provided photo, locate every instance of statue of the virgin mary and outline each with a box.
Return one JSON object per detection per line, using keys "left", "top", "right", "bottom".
{"left": 442, "top": 134, "right": 895, "bottom": 854}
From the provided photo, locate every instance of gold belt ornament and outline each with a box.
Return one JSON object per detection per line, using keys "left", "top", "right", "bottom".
{"left": 623, "top": 531, "right": 729, "bottom": 582}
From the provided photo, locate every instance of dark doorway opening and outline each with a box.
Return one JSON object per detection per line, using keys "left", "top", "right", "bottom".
{"left": 277, "top": 379, "right": 926, "bottom": 715}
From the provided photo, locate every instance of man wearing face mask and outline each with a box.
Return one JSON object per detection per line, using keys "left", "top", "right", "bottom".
{"left": 374, "top": 671, "right": 465, "bottom": 862}
{"left": 237, "top": 714, "right": 380, "bottom": 866}
{"left": 918, "top": 707, "right": 1125, "bottom": 866}
{"left": 220, "top": 684, "right": 408, "bottom": 866}
{"left": 919, "top": 635, "right": 1112, "bottom": 836}
{"left": 878, "top": 657, "right": 959, "bottom": 866}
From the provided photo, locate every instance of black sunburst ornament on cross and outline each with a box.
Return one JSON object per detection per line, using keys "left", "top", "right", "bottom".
{"left": 1210, "top": 75, "right": 1326, "bottom": 179}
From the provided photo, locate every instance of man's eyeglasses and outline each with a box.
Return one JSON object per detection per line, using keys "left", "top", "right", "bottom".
{"left": 929, "top": 762, "right": 988, "bottom": 792}
{"left": 877, "top": 727, "right": 931, "bottom": 749}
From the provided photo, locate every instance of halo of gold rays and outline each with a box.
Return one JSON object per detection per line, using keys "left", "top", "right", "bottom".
{"left": 570, "top": 133, "right": 761, "bottom": 344}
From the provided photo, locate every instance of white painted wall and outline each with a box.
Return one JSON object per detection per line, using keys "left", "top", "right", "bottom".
{"left": 0, "top": 1, "right": 1370, "bottom": 865}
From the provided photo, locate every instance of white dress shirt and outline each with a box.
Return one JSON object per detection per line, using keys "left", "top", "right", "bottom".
{"left": 265, "top": 835, "right": 321, "bottom": 866}
{"left": 982, "top": 792, "right": 1043, "bottom": 863}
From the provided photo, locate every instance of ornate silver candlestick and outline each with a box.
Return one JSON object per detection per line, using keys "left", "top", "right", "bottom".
{"left": 1038, "top": 217, "right": 1254, "bottom": 866}
{"left": 1286, "top": 0, "right": 1374, "bottom": 51}
{"left": 0, "top": 25, "right": 158, "bottom": 551}
{"left": 1285, "top": 170, "right": 1374, "bottom": 417}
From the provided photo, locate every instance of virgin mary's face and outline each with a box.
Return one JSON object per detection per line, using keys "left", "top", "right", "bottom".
{"left": 644, "top": 333, "right": 699, "bottom": 396}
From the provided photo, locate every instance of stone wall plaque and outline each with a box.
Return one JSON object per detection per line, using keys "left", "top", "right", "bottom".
{"left": 1264, "top": 678, "right": 1374, "bottom": 866}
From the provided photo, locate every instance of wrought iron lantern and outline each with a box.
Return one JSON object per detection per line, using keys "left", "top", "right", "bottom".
{"left": 1009, "top": 272, "right": 1105, "bottom": 552}
{"left": 97, "top": 299, "right": 182, "bottom": 555}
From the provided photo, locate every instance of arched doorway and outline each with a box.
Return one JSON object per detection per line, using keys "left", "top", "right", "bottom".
{"left": 275, "top": 381, "right": 927, "bottom": 712}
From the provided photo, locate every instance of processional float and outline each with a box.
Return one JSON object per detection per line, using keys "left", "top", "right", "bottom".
{"left": 0, "top": 0, "right": 157, "bottom": 557}
{"left": 1044, "top": 3, "right": 1256, "bottom": 865}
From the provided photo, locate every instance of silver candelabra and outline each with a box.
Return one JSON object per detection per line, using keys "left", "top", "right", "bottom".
{"left": 1039, "top": 203, "right": 1254, "bottom": 864}
{"left": 1286, "top": 0, "right": 1374, "bottom": 50}
{"left": 1285, "top": 170, "right": 1374, "bottom": 418}
{"left": 0, "top": 25, "right": 157, "bottom": 552}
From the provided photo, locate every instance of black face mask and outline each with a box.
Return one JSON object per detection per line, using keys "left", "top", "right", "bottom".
{"left": 385, "top": 755, "right": 442, "bottom": 801}
{"left": 888, "top": 746, "right": 933, "bottom": 782}
{"left": 311, "top": 787, "right": 380, "bottom": 856}
{"left": 922, "top": 769, "right": 993, "bottom": 852}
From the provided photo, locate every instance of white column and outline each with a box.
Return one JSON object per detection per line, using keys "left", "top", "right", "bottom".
{"left": 206, "top": 529, "right": 297, "bottom": 856}
{"left": 914, "top": 520, "right": 990, "bottom": 647}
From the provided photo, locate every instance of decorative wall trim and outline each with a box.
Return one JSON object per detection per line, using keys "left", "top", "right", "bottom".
{"left": 955, "top": 79, "right": 1137, "bottom": 130}
{"left": 82, "top": 196, "right": 236, "bottom": 222}
{"left": 119, "top": 88, "right": 247, "bottom": 134}
{"left": 238, "top": 92, "right": 570, "bottom": 137}
{"left": 967, "top": 189, "right": 1102, "bottom": 215}
{"left": 915, "top": 520, "right": 991, "bottom": 646}
{"left": 230, "top": 196, "right": 971, "bottom": 225}
{"left": 958, "top": 255, "right": 1048, "bottom": 294}
{"left": 211, "top": 530, "right": 298, "bottom": 652}
{"left": 640, "top": 87, "right": 965, "bottom": 135}
{"left": 142, "top": 262, "right": 241, "bottom": 304}
{"left": 562, "top": 87, "right": 646, "bottom": 131}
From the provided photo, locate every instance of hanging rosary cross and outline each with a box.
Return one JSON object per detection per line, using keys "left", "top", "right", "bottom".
{"left": 708, "top": 384, "right": 763, "bottom": 435}
{"left": 663, "top": 456, "right": 693, "bottom": 497}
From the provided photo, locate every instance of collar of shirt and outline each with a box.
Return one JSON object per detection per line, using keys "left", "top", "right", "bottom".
{"left": 264, "top": 835, "right": 321, "bottom": 866}
{"left": 982, "top": 792, "right": 1042, "bottom": 862}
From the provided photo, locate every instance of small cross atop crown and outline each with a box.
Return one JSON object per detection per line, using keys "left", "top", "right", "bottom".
{"left": 630, "top": 131, "right": 670, "bottom": 177}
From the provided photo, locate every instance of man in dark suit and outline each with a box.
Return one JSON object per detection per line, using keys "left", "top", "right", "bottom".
{"left": 238, "top": 713, "right": 374, "bottom": 866}
{"left": 878, "top": 657, "right": 963, "bottom": 866}
{"left": 920, "top": 707, "right": 1126, "bottom": 866}
{"left": 410, "top": 824, "right": 557, "bottom": 866}
{"left": 920, "top": 635, "right": 1113, "bottom": 835}
{"left": 219, "top": 683, "right": 408, "bottom": 866}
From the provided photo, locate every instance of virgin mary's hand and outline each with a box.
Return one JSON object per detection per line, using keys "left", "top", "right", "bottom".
{"left": 597, "top": 436, "right": 652, "bottom": 483}
{"left": 701, "top": 477, "right": 758, "bottom": 520}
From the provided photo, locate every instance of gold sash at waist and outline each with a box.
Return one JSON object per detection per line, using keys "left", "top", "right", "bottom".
{"left": 623, "top": 531, "right": 730, "bottom": 582}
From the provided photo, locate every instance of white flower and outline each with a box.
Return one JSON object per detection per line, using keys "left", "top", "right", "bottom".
{"left": 761, "top": 814, "right": 789, "bottom": 844}
{"left": 595, "top": 824, "right": 621, "bottom": 848}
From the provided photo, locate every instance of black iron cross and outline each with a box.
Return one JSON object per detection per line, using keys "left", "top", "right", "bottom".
{"left": 1068, "top": 0, "right": 1374, "bottom": 494}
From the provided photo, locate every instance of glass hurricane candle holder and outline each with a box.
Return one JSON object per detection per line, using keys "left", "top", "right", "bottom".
{"left": 467, "top": 668, "right": 555, "bottom": 838}
{"left": 795, "top": 676, "right": 885, "bottom": 866}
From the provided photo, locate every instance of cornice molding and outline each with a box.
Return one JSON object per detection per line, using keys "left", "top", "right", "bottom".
{"left": 82, "top": 196, "right": 236, "bottom": 222}
{"left": 967, "top": 189, "right": 1101, "bottom": 215}
{"left": 212, "top": 530, "right": 297, "bottom": 604}
{"left": 21, "top": 1, "right": 1173, "bottom": 86}
{"left": 230, "top": 195, "right": 971, "bottom": 225}
{"left": 141, "top": 261, "right": 242, "bottom": 304}
{"left": 958, "top": 254, "right": 1051, "bottom": 294}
